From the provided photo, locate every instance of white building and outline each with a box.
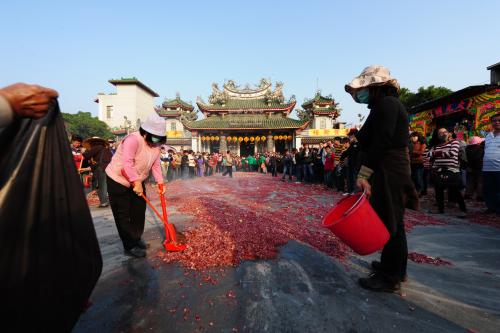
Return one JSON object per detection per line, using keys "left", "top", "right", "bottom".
{"left": 95, "top": 77, "right": 159, "bottom": 131}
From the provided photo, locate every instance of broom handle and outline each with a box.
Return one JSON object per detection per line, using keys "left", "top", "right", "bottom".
{"left": 141, "top": 194, "right": 164, "bottom": 224}
{"left": 159, "top": 183, "right": 169, "bottom": 225}
{"left": 158, "top": 183, "right": 175, "bottom": 243}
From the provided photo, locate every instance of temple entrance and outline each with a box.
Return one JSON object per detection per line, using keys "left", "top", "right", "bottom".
{"left": 240, "top": 141, "right": 255, "bottom": 157}
{"left": 275, "top": 140, "right": 286, "bottom": 153}
{"left": 210, "top": 141, "right": 220, "bottom": 154}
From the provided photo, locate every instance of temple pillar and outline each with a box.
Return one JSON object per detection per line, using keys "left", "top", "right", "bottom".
{"left": 267, "top": 135, "right": 274, "bottom": 152}
{"left": 191, "top": 136, "right": 198, "bottom": 152}
{"left": 220, "top": 134, "right": 227, "bottom": 153}
{"left": 295, "top": 136, "right": 302, "bottom": 149}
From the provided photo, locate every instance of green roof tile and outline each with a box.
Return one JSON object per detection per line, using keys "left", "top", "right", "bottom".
{"left": 184, "top": 115, "right": 307, "bottom": 130}
{"left": 198, "top": 98, "right": 295, "bottom": 111}
{"left": 157, "top": 109, "right": 182, "bottom": 117}
{"left": 162, "top": 96, "right": 194, "bottom": 111}
{"left": 312, "top": 107, "right": 339, "bottom": 115}
{"left": 302, "top": 92, "right": 334, "bottom": 108}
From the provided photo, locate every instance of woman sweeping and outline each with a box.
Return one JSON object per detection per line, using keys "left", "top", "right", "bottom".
{"left": 105, "top": 113, "right": 166, "bottom": 258}
{"left": 345, "top": 65, "right": 418, "bottom": 292}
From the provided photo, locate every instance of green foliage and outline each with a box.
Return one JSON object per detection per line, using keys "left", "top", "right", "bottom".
{"left": 63, "top": 111, "right": 113, "bottom": 139}
{"left": 400, "top": 85, "right": 453, "bottom": 109}
{"left": 296, "top": 109, "right": 311, "bottom": 122}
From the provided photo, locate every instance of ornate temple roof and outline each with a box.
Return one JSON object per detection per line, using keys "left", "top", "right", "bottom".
{"left": 302, "top": 91, "right": 340, "bottom": 117}
{"left": 183, "top": 114, "right": 308, "bottom": 130}
{"left": 156, "top": 93, "right": 195, "bottom": 118}
{"left": 161, "top": 93, "right": 194, "bottom": 111}
{"left": 197, "top": 79, "right": 296, "bottom": 114}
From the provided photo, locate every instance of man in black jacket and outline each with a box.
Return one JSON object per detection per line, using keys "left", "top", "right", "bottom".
{"left": 282, "top": 149, "right": 293, "bottom": 181}
{"left": 181, "top": 150, "right": 189, "bottom": 179}
{"left": 295, "top": 147, "right": 304, "bottom": 183}
{"left": 342, "top": 130, "right": 360, "bottom": 194}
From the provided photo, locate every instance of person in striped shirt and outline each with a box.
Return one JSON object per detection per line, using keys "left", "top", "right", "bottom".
{"left": 428, "top": 128, "right": 467, "bottom": 217}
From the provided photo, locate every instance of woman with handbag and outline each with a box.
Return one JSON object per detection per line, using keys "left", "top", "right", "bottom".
{"left": 428, "top": 128, "right": 467, "bottom": 217}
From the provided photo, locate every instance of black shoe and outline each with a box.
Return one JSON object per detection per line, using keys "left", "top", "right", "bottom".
{"left": 371, "top": 261, "right": 408, "bottom": 282}
{"left": 124, "top": 247, "right": 146, "bottom": 258}
{"left": 358, "top": 273, "right": 400, "bottom": 293}
{"left": 137, "top": 239, "right": 148, "bottom": 249}
{"left": 371, "top": 260, "right": 383, "bottom": 271}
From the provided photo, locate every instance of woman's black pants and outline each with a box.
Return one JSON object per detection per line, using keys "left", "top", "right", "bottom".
{"left": 435, "top": 182, "right": 466, "bottom": 213}
{"left": 107, "top": 175, "right": 146, "bottom": 251}
{"left": 380, "top": 221, "right": 407, "bottom": 284}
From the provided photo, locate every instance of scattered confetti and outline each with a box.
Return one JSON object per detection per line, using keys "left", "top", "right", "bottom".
{"left": 408, "top": 252, "right": 453, "bottom": 266}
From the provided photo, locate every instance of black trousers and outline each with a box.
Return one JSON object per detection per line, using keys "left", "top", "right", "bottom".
{"left": 222, "top": 165, "right": 233, "bottom": 177}
{"left": 271, "top": 165, "right": 277, "bottom": 177}
{"left": 95, "top": 168, "right": 109, "bottom": 205}
{"left": 380, "top": 221, "right": 407, "bottom": 284}
{"left": 435, "top": 181, "right": 466, "bottom": 213}
{"left": 107, "top": 175, "right": 146, "bottom": 250}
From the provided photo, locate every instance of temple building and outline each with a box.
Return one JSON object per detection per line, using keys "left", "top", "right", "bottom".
{"left": 95, "top": 77, "right": 159, "bottom": 138}
{"left": 296, "top": 92, "right": 348, "bottom": 146}
{"left": 155, "top": 93, "right": 196, "bottom": 151}
{"left": 409, "top": 62, "right": 500, "bottom": 138}
{"left": 183, "top": 79, "right": 308, "bottom": 155}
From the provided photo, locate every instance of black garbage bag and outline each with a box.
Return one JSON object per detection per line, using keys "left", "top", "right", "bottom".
{"left": 0, "top": 101, "right": 102, "bottom": 332}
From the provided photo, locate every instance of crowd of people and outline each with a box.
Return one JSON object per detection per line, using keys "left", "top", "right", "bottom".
{"left": 156, "top": 133, "right": 361, "bottom": 194}
{"left": 73, "top": 115, "right": 500, "bottom": 222}
{"left": 2, "top": 69, "right": 499, "bottom": 333}
{"left": 409, "top": 115, "right": 500, "bottom": 217}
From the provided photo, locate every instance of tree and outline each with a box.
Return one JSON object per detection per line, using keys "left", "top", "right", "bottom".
{"left": 63, "top": 111, "right": 113, "bottom": 139}
{"left": 296, "top": 109, "right": 311, "bottom": 122}
{"left": 400, "top": 85, "right": 453, "bottom": 109}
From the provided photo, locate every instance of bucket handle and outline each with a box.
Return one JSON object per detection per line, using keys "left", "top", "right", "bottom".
{"left": 342, "top": 190, "right": 366, "bottom": 217}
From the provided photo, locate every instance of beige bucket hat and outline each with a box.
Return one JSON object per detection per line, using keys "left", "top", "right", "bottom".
{"left": 345, "top": 65, "right": 400, "bottom": 96}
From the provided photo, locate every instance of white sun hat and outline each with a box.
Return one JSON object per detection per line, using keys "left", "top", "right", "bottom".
{"left": 345, "top": 65, "right": 400, "bottom": 97}
{"left": 140, "top": 112, "right": 166, "bottom": 137}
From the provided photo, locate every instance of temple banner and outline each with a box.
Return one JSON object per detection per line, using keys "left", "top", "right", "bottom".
{"left": 472, "top": 88, "right": 500, "bottom": 134}
{"left": 409, "top": 109, "right": 433, "bottom": 136}
{"left": 167, "top": 130, "right": 184, "bottom": 138}
{"left": 308, "top": 129, "right": 349, "bottom": 136}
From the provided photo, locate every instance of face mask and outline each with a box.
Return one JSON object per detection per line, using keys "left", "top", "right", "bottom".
{"left": 438, "top": 135, "right": 447, "bottom": 143}
{"left": 355, "top": 89, "right": 370, "bottom": 104}
{"left": 151, "top": 136, "right": 162, "bottom": 143}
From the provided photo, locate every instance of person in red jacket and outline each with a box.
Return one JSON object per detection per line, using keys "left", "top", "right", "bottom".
{"left": 71, "top": 135, "right": 84, "bottom": 170}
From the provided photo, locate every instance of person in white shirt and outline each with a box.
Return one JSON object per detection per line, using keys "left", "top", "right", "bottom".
{"left": 0, "top": 83, "right": 58, "bottom": 126}
{"left": 482, "top": 113, "right": 500, "bottom": 215}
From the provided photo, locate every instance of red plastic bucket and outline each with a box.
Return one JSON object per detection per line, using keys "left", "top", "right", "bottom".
{"left": 322, "top": 192, "right": 389, "bottom": 255}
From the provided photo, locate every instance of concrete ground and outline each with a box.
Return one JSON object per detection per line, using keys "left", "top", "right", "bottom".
{"left": 74, "top": 174, "right": 500, "bottom": 333}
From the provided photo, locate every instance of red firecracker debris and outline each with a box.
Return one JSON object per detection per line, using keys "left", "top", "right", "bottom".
{"left": 408, "top": 252, "right": 453, "bottom": 266}
{"left": 150, "top": 174, "right": 350, "bottom": 270}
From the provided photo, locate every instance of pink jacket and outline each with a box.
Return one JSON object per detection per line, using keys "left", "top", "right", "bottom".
{"left": 105, "top": 132, "right": 163, "bottom": 187}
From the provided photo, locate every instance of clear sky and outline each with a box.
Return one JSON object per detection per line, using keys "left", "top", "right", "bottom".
{"left": 1, "top": 0, "right": 499, "bottom": 125}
